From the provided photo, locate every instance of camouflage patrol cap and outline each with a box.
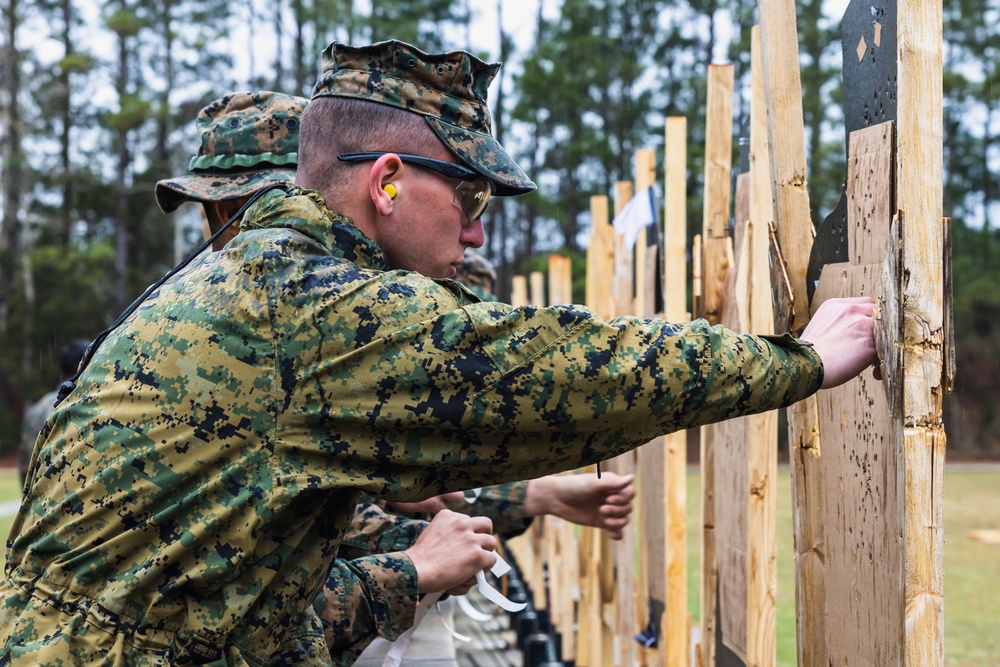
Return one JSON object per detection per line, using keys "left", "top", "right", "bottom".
{"left": 155, "top": 91, "right": 307, "bottom": 213}
{"left": 311, "top": 40, "right": 536, "bottom": 197}
{"left": 456, "top": 249, "right": 497, "bottom": 299}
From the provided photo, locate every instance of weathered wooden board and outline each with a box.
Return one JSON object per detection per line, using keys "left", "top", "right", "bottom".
{"left": 711, "top": 28, "right": 780, "bottom": 667}
{"left": 715, "top": 411, "right": 749, "bottom": 664}
{"left": 634, "top": 147, "right": 670, "bottom": 666}
{"left": 699, "top": 65, "right": 735, "bottom": 667}
{"left": 755, "top": 3, "right": 826, "bottom": 663}
{"left": 716, "top": 184, "right": 750, "bottom": 665}
{"left": 586, "top": 196, "right": 616, "bottom": 320}
{"left": 897, "top": 2, "right": 945, "bottom": 663}
{"left": 701, "top": 64, "right": 734, "bottom": 327}
{"left": 529, "top": 271, "right": 546, "bottom": 308}
{"left": 757, "top": 0, "right": 814, "bottom": 333}
{"left": 511, "top": 275, "right": 528, "bottom": 308}
{"left": 812, "top": 259, "right": 902, "bottom": 666}
{"left": 614, "top": 182, "right": 635, "bottom": 318}
{"left": 745, "top": 27, "right": 779, "bottom": 666}
{"left": 811, "top": 122, "right": 903, "bottom": 665}
{"left": 609, "top": 181, "right": 638, "bottom": 667}
{"left": 663, "top": 116, "right": 690, "bottom": 667}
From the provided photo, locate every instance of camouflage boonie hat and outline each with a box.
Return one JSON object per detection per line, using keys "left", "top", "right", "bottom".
{"left": 155, "top": 91, "right": 307, "bottom": 213}
{"left": 311, "top": 40, "right": 536, "bottom": 197}
{"left": 456, "top": 249, "right": 497, "bottom": 299}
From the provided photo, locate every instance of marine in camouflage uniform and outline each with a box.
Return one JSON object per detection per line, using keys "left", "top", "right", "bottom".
{"left": 155, "top": 92, "right": 303, "bottom": 220}
{"left": 157, "top": 91, "right": 442, "bottom": 666}
{"left": 454, "top": 249, "right": 496, "bottom": 301}
{"left": 2, "top": 41, "right": 826, "bottom": 666}
{"left": 157, "top": 92, "right": 578, "bottom": 666}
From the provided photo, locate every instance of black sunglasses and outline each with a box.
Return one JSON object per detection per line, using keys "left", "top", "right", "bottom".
{"left": 338, "top": 152, "right": 485, "bottom": 183}
{"left": 337, "top": 152, "right": 494, "bottom": 220}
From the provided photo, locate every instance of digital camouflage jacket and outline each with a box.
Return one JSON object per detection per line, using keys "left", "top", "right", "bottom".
{"left": 2, "top": 187, "right": 821, "bottom": 666}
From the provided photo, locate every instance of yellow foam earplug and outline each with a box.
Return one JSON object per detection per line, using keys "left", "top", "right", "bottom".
{"left": 383, "top": 183, "right": 397, "bottom": 199}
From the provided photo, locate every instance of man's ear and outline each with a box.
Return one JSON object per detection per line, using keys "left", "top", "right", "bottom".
{"left": 369, "top": 154, "right": 403, "bottom": 217}
{"left": 206, "top": 198, "right": 247, "bottom": 251}
{"left": 214, "top": 199, "right": 246, "bottom": 227}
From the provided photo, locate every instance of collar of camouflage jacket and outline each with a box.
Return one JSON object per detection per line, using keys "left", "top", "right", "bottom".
{"left": 241, "top": 186, "right": 390, "bottom": 272}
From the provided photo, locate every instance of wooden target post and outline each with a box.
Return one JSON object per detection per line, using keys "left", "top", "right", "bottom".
{"left": 663, "top": 117, "right": 690, "bottom": 667}
{"left": 758, "top": 0, "right": 948, "bottom": 664}
{"left": 698, "top": 62, "right": 734, "bottom": 667}
{"left": 634, "top": 148, "right": 667, "bottom": 667}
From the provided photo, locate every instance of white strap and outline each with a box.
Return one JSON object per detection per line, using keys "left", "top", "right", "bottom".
{"left": 381, "top": 552, "right": 525, "bottom": 667}
{"left": 456, "top": 594, "right": 496, "bottom": 622}
{"left": 472, "top": 553, "right": 526, "bottom": 613}
{"left": 437, "top": 599, "right": 472, "bottom": 643}
{"left": 381, "top": 592, "right": 443, "bottom": 667}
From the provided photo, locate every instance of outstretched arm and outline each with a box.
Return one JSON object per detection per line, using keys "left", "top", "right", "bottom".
{"left": 389, "top": 472, "right": 636, "bottom": 541}
{"left": 522, "top": 472, "right": 635, "bottom": 540}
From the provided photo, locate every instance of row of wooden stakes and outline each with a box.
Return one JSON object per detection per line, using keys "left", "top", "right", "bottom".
{"left": 500, "top": 4, "right": 947, "bottom": 664}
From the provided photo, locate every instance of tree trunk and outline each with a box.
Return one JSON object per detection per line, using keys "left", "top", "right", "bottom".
{"left": 1, "top": 0, "right": 25, "bottom": 337}
{"left": 157, "top": 0, "right": 174, "bottom": 164}
{"left": 59, "top": 0, "right": 75, "bottom": 245}
{"left": 273, "top": 0, "right": 285, "bottom": 91}
{"left": 488, "top": 0, "right": 509, "bottom": 272}
{"left": 114, "top": 18, "right": 130, "bottom": 311}
{"left": 292, "top": 0, "right": 307, "bottom": 96}
{"left": 705, "top": 0, "right": 717, "bottom": 68}
{"left": 599, "top": 1, "right": 614, "bottom": 193}
{"left": 981, "top": 95, "right": 994, "bottom": 264}
{"left": 559, "top": 169, "right": 580, "bottom": 252}
{"left": 519, "top": 0, "right": 546, "bottom": 264}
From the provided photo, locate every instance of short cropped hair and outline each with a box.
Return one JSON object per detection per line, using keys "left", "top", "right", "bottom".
{"left": 297, "top": 97, "right": 444, "bottom": 202}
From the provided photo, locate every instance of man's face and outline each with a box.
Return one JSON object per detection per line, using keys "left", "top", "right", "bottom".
{"left": 376, "top": 150, "right": 487, "bottom": 279}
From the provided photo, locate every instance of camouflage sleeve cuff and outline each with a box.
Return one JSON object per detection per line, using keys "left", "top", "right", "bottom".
{"left": 755, "top": 331, "right": 825, "bottom": 396}
{"left": 316, "top": 554, "right": 420, "bottom": 666}
{"left": 346, "top": 552, "right": 420, "bottom": 641}
{"left": 759, "top": 333, "right": 825, "bottom": 396}
{"left": 711, "top": 329, "right": 824, "bottom": 415}
{"left": 668, "top": 324, "right": 824, "bottom": 432}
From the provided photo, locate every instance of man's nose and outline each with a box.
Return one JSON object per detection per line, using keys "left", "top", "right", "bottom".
{"left": 462, "top": 218, "right": 485, "bottom": 248}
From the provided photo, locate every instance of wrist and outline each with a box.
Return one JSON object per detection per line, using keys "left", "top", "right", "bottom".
{"left": 523, "top": 477, "right": 554, "bottom": 518}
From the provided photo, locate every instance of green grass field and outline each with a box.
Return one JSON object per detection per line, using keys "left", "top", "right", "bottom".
{"left": 1, "top": 466, "right": 998, "bottom": 664}
{"left": 0, "top": 470, "right": 19, "bottom": 580}
{"left": 682, "top": 466, "right": 1000, "bottom": 666}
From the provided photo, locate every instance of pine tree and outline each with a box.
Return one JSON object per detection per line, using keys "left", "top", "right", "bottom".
{"left": 941, "top": 0, "right": 1000, "bottom": 453}
{"left": 512, "top": 0, "right": 663, "bottom": 256}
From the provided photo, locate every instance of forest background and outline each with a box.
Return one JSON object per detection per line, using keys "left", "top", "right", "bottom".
{"left": 0, "top": 0, "right": 996, "bottom": 457}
